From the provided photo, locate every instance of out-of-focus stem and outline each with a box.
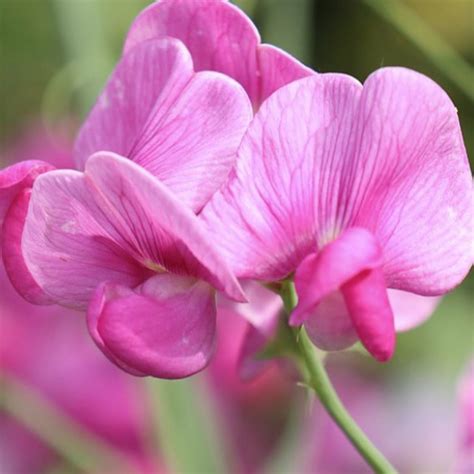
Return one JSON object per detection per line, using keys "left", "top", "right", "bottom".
{"left": 280, "top": 281, "right": 397, "bottom": 474}
{"left": 363, "top": 0, "right": 474, "bottom": 102}
{"left": 0, "top": 374, "right": 135, "bottom": 472}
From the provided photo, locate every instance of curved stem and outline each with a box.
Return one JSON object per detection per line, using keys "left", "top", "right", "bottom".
{"left": 280, "top": 281, "right": 397, "bottom": 474}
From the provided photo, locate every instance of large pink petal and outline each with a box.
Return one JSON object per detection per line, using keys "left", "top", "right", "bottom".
{"left": 0, "top": 160, "right": 54, "bottom": 238}
{"left": 204, "top": 69, "right": 472, "bottom": 295}
{"left": 123, "top": 0, "right": 312, "bottom": 107}
{"left": 351, "top": 68, "right": 473, "bottom": 294}
{"left": 2, "top": 189, "right": 53, "bottom": 305}
{"left": 87, "top": 274, "right": 216, "bottom": 379}
{"left": 22, "top": 152, "right": 244, "bottom": 308}
{"left": 75, "top": 39, "right": 252, "bottom": 211}
{"left": 202, "top": 74, "right": 363, "bottom": 280}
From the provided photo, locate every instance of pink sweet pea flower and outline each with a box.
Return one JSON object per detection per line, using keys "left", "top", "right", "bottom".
{"left": 203, "top": 68, "right": 473, "bottom": 362}
{"left": 5, "top": 38, "right": 252, "bottom": 379}
{"left": 123, "top": 0, "right": 314, "bottom": 109}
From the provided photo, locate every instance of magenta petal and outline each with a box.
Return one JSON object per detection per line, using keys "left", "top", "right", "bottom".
{"left": 87, "top": 275, "right": 217, "bottom": 379}
{"left": 2, "top": 189, "right": 53, "bottom": 305}
{"left": 291, "top": 227, "right": 382, "bottom": 325}
{"left": 0, "top": 160, "right": 54, "bottom": 236}
{"left": 342, "top": 268, "right": 395, "bottom": 362}
{"left": 124, "top": 0, "right": 312, "bottom": 107}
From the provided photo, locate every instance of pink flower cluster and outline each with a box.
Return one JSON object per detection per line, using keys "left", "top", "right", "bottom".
{"left": 0, "top": 0, "right": 472, "bottom": 379}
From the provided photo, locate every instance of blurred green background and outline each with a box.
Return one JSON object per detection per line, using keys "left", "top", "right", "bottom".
{"left": 0, "top": 0, "right": 472, "bottom": 472}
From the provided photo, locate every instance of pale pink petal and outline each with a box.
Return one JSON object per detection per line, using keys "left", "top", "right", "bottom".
{"left": 76, "top": 38, "right": 252, "bottom": 211}
{"left": 304, "top": 292, "right": 358, "bottom": 352}
{"left": 0, "top": 160, "right": 54, "bottom": 237}
{"left": 123, "top": 0, "right": 312, "bottom": 107}
{"left": 351, "top": 68, "right": 473, "bottom": 294}
{"left": 388, "top": 290, "right": 441, "bottom": 332}
{"left": 87, "top": 274, "right": 216, "bottom": 379}
{"left": 22, "top": 153, "right": 244, "bottom": 308}
{"left": 202, "top": 74, "right": 363, "bottom": 280}
{"left": 2, "top": 189, "right": 53, "bottom": 305}
{"left": 342, "top": 268, "right": 395, "bottom": 362}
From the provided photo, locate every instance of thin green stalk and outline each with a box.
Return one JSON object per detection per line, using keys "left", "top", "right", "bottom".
{"left": 363, "top": 0, "right": 474, "bottom": 102}
{"left": 280, "top": 281, "right": 397, "bottom": 474}
{"left": 0, "top": 374, "right": 135, "bottom": 472}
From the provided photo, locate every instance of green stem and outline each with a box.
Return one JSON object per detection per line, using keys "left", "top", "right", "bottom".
{"left": 0, "top": 373, "right": 135, "bottom": 472}
{"left": 280, "top": 281, "right": 397, "bottom": 474}
{"left": 363, "top": 0, "right": 474, "bottom": 102}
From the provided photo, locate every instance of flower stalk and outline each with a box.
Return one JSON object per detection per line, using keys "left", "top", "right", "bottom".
{"left": 280, "top": 281, "right": 397, "bottom": 474}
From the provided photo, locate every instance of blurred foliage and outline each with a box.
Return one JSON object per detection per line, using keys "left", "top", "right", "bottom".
{"left": 0, "top": 0, "right": 472, "bottom": 444}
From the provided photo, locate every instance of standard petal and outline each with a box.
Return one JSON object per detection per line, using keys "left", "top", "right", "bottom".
{"left": 388, "top": 290, "right": 441, "bottom": 332}
{"left": 22, "top": 169, "right": 147, "bottom": 309}
{"left": 75, "top": 38, "right": 252, "bottom": 211}
{"left": 123, "top": 0, "right": 313, "bottom": 107}
{"left": 124, "top": 0, "right": 260, "bottom": 101}
{"left": 0, "top": 160, "right": 54, "bottom": 237}
{"left": 87, "top": 274, "right": 216, "bottom": 379}
{"left": 85, "top": 152, "right": 245, "bottom": 301}
{"left": 351, "top": 68, "right": 473, "bottom": 294}
{"left": 74, "top": 38, "right": 192, "bottom": 170}
{"left": 202, "top": 74, "right": 363, "bottom": 280}
{"left": 129, "top": 70, "right": 252, "bottom": 211}
{"left": 2, "top": 189, "right": 53, "bottom": 305}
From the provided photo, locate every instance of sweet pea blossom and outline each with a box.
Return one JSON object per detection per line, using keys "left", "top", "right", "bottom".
{"left": 123, "top": 0, "right": 314, "bottom": 109}
{"left": 203, "top": 68, "right": 473, "bottom": 361}
{"left": 5, "top": 38, "right": 252, "bottom": 378}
